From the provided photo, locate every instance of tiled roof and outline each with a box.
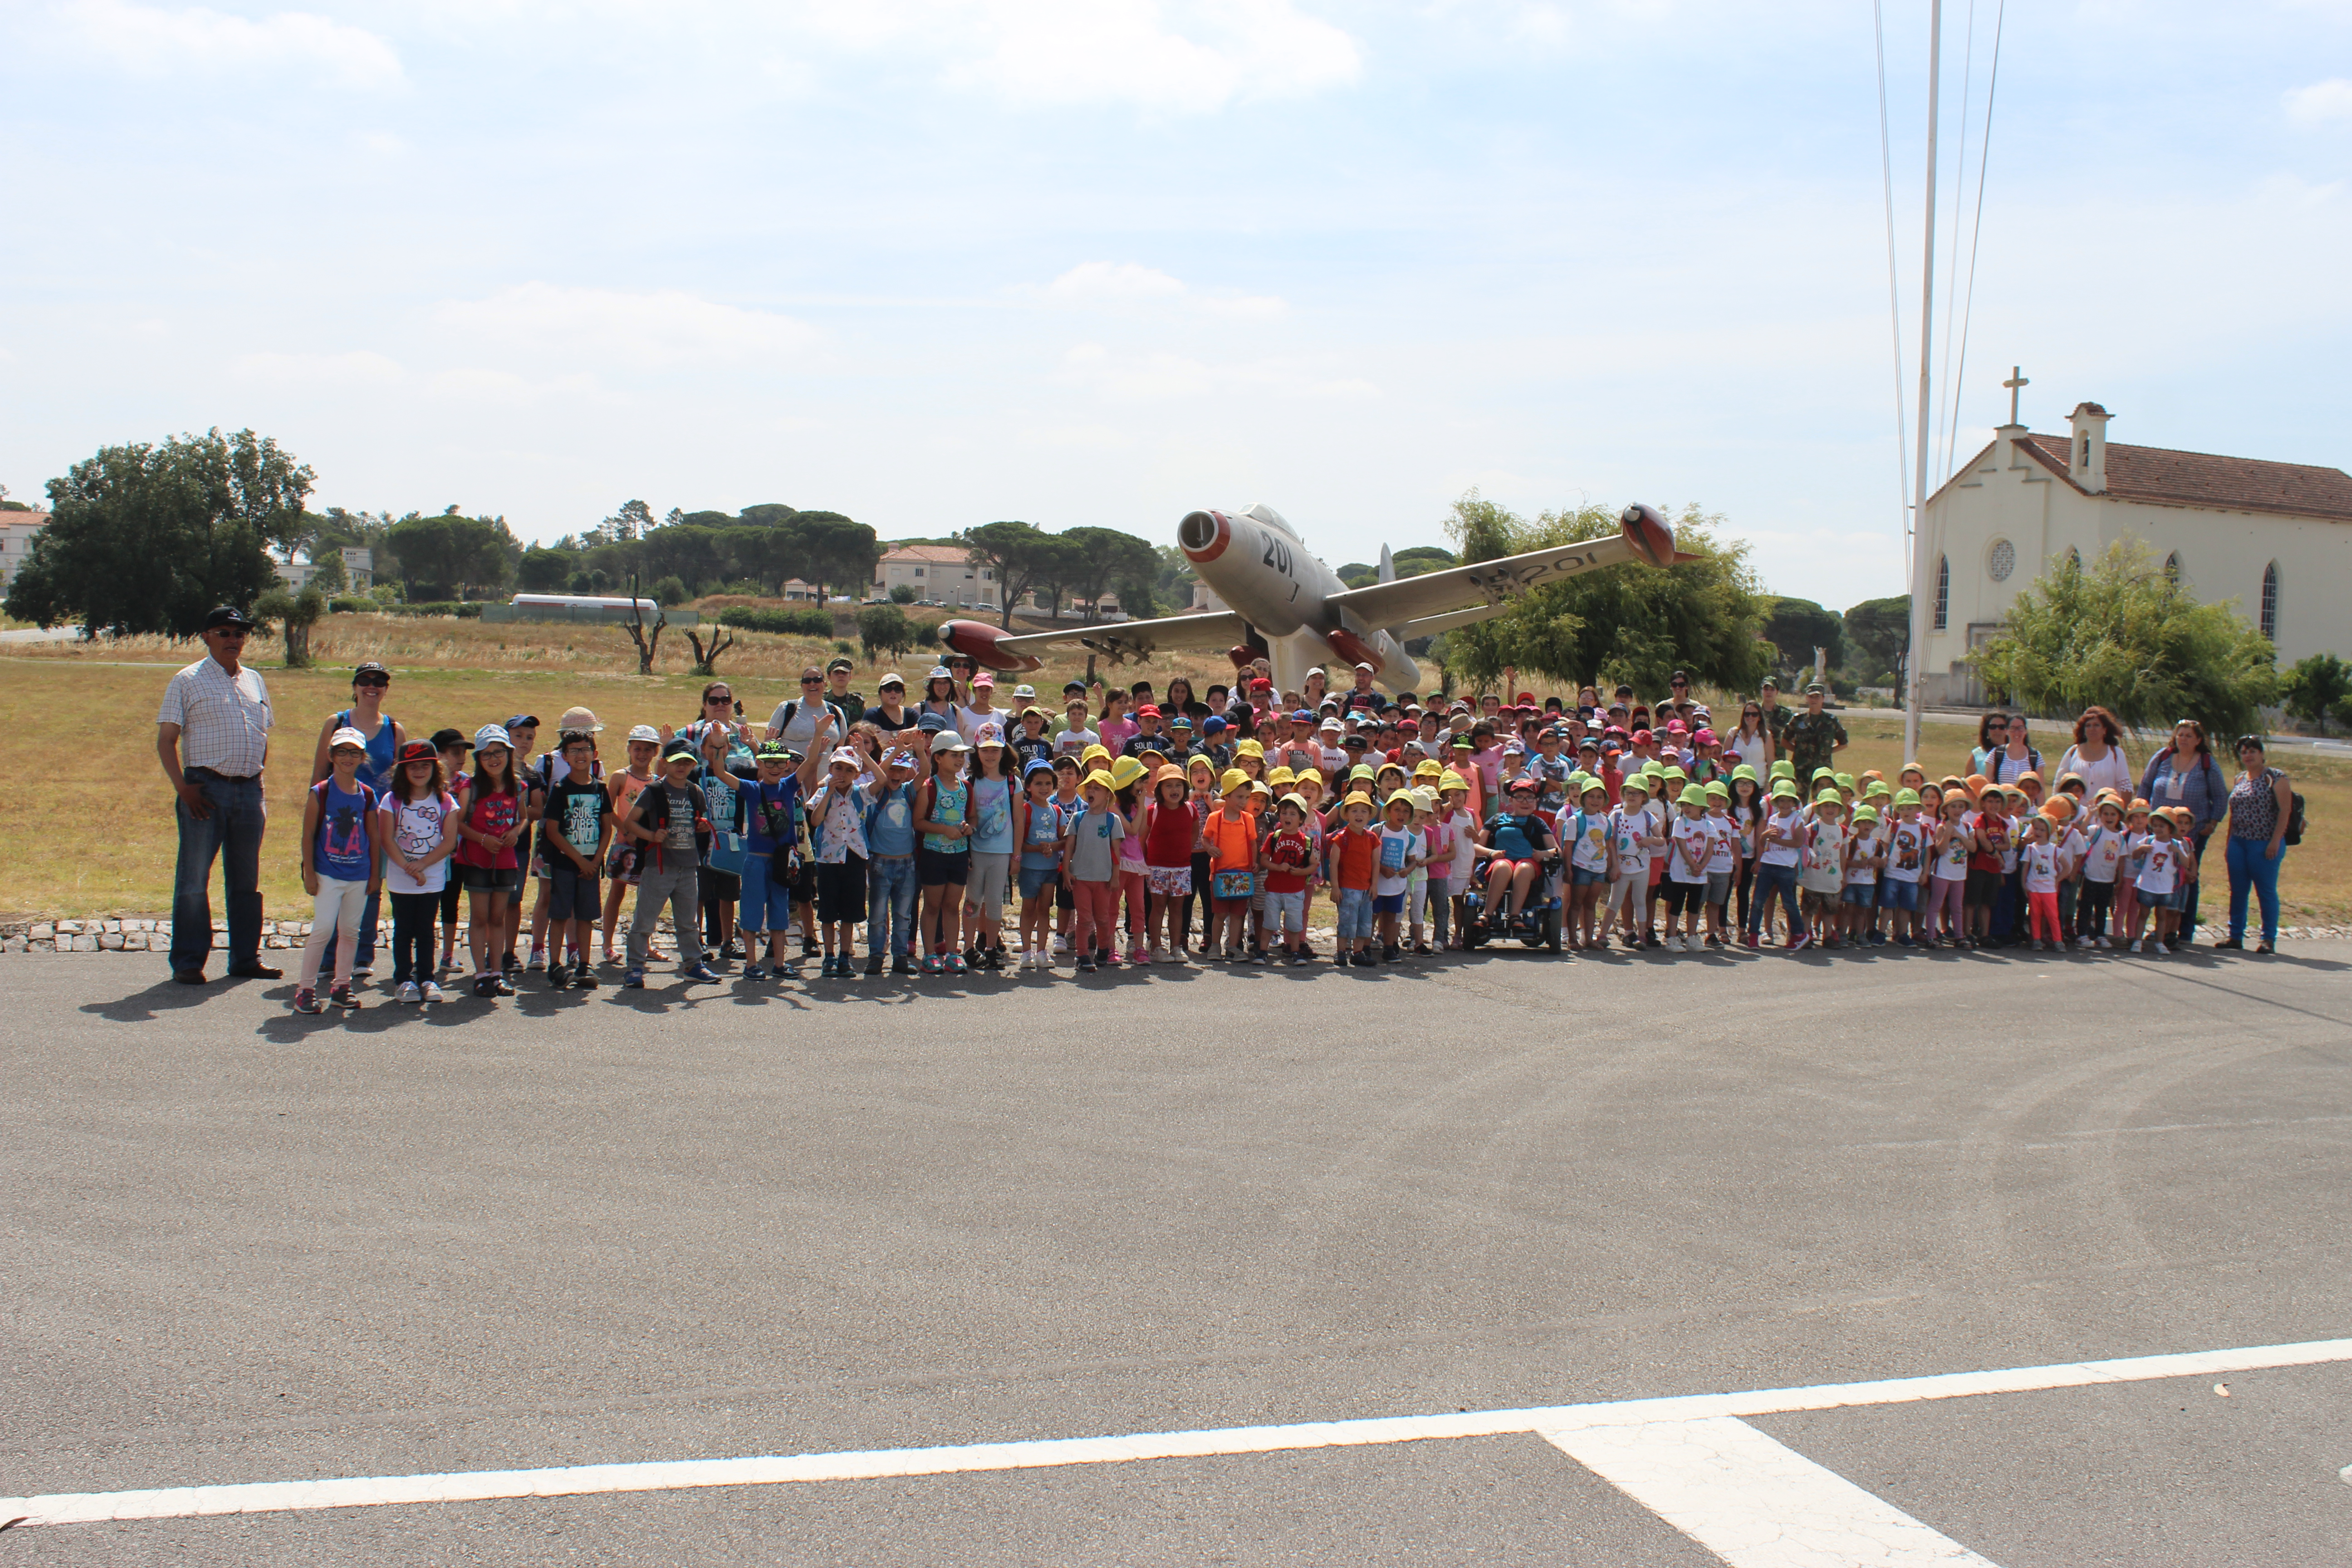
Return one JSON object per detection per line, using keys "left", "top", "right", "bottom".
{"left": 2018, "top": 434, "right": 2352, "bottom": 523}
{"left": 881, "top": 544, "right": 974, "bottom": 564}
{"left": 0, "top": 509, "right": 51, "bottom": 529}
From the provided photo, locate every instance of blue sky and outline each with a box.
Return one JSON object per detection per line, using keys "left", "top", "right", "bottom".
{"left": 3, "top": 0, "right": 2347, "bottom": 609}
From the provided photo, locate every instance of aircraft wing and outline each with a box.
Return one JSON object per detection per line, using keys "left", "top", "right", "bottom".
{"left": 939, "top": 611, "right": 1253, "bottom": 673}
{"left": 1324, "top": 503, "right": 1686, "bottom": 632}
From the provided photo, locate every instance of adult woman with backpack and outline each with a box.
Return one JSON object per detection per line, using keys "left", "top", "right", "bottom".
{"left": 2139, "top": 719, "right": 2228, "bottom": 944}
{"left": 2216, "top": 736, "right": 2295, "bottom": 955}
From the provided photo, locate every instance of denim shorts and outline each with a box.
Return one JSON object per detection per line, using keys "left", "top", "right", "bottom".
{"left": 1018, "top": 865, "right": 1058, "bottom": 900}
{"left": 1877, "top": 878, "right": 1921, "bottom": 912}
{"left": 547, "top": 861, "right": 600, "bottom": 923}
{"left": 1335, "top": 887, "right": 1374, "bottom": 940}
{"left": 1705, "top": 871, "right": 1731, "bottom": 905}
{"left": 740, "top": 850, "right": 794, "bottom": 932}
{"left": 1842, "top": 883, "right": 1877, "bottom": 906}
{"left": 1264, "top": 888, "right": 1306, "bottom": 933}
{"left": 2138, "top": 884, "right": 2182, "bottom": 911}
{"left": 1572, "top": 866, "right": 1606, "bottom": 888}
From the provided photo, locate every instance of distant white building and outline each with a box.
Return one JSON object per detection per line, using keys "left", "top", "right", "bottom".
{"left": 875, "top": 544, "right": 998, "bottom": 608}
{"left": 0, "top": 509, "right": 51, "bottom": 590}
{"left": 1918, "top": 397, "right": 2352, "bottom": 705}
{"left": 275, "top": 546, "right": 374, "bottom": 594}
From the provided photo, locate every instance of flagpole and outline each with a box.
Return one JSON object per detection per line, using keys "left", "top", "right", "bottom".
{"left": 1902, "top": 0, "right": 1942, "bottom": 767}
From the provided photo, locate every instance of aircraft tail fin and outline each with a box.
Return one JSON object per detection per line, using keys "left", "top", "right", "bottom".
{"left": 1378, "top": 546, "right": 1401, "bottom": 638}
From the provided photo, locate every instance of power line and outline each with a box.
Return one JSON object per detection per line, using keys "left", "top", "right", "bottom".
{"left": 1944, "top": 0, "right": 2008, "bottom": 470}
{"left": 1874, "top": 0, "right": 1911, "bottom": 577}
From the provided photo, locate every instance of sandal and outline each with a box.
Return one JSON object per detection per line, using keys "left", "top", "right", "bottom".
{"left": 2254, "top": 941, "right": 2274, "bottom": 955}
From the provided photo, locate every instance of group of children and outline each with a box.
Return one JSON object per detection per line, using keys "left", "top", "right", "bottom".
{"left": 288, "top": 681, "right": 2210, "bottom": 1011}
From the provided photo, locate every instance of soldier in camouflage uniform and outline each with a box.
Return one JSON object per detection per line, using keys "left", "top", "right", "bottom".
{"left": 1780, "top": 683, "right": 1848, "bottom": 787}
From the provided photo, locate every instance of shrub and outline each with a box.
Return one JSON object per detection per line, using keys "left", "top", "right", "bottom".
{"left": 328, "top": 596, "right": 376, "bottom": 614}
{"left": 381, "top": 601, "right": 483, "bottom": 619}
{"left": 715, "top": 606, "right": 834, "bottom": 637}
{"left": 889, "top": 583, "right": 918, "bottom": 604}
{"left": 651, "top": 575, "right": 689, "bottom": 608}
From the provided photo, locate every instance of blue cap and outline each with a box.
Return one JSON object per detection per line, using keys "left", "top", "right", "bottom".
{"left": 1022, "top": 758, "right": 1056, "bottom": 779}
{"left": 916, "top": 712, "right": 948, "bottom": 733}
{"left": 1202, "top": 716, "right": 1227, "bottom": 733}
{"left": 1291, "top": 709, "right": 1313, "bottom": 721}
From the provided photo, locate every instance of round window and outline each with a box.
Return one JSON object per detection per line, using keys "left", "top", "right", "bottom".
{"left": 1988, "top": 539, "right": 2016, "bottom": 583}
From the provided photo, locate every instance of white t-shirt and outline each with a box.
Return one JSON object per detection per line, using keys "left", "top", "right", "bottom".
{"left": 2134, "top": 836, "right": 2182, "bottom": 896}
{"left": 1843, "top": 826, "right": 1880, "bottom": 885}
{"left": 1609, "top": 807, "right": 1651, "bottom": 877}
{"left": 1374, "top": 824, "right": 1417, "bottom": 897}
{"left": 379, "top": 791, "right": 457, "bottom": 894}
{"left": 1568, "top": 809, "right": 1612, "bottom": 873}
{"left": 1726, "top": 730, "right": 1769, "bottom": 777}
{"left": 1667, "top": 815, "right": 1712, "bottom": 883}
{"left": 1053, "top": 725, "right": 1099, "bottom": 759}
{"left": 2080, "top": 825, "right": 2125, "bottom": 885}
{"left": 1703, "top": 812, "right": 1738, "bottom": 874}
{"left": 958, "top": 704, "right": 1012, "bottom": 745}
{"left": 2022, "top": 841, "right": 2060, "bottom": 894}
{"left": 1933, "top": 818, "right": 1971, "bottom": 880}
{"left": 1884, "top": 819, "right": 1927, "bottom": 883}
{"left": 1800, "top": 820, "right": 1846, "bottom": 892}
{"left": 1759, "top": 808, "right": 1804, "bottom": 868}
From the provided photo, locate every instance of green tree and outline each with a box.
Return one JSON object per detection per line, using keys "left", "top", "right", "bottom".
{"left": 1441, "top": 494, "right": 1767, "bottom": 695}
{"left": 307, "top": 549, "right": 349, "bottom": 596}
{"left": 888, "top": 582, "right": 918, "bottom": 604}
{"left": 959, "top": 520, "right": 1054, "bottom": 629}
{"left": 794, "top": 511, "right": 882, "bottom": 604}
{"left": 253, "top": 584, "right": 327, "bottom": 667}
{"left": 858, "top": 603, "right": 917, "bottom": 663}
{"left": 5, "top": 427, "right": 312, "bottom": 636}
{"left": 1759, "top": 596, "right": 1845, "bottom": 674}
{"left": 650, "top": 575, "right": 689, "bottom": 607}
{"left": 2281, "top": 652, "right": 2352, "bottom": 736}
{"left": 1843, "top": 595, "right": 1910, "bottom": 679}
{"left": 1972, "top": 540, "right": 2278, "bottom": 740}
{"left": 384, "top": 509, "right": 515, "bottom": 599}
{"left": 516, "top": 547, "right": 574, "bottom": 592}
{"left": 1060, "top": 526, "right": 1158, "bottom": 623}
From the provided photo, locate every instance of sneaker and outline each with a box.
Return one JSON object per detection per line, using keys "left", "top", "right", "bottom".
{"left": 621, "top": 969, "right": 645, "bottom": 989}
{"left": 502, "top": 952, "right": 520, "bottom": 974}
{"left": 493, "top": 972, "right": 516, "bottom": 996}
{"left": 397, "top": 980, "right": 421, "bottom": 1004}
{"left": 291, "top": 987, "right": 322, "bottom": 1014}
{"left": 864, "top": 953, "right": 884, "bottom": 976}
{"left": 572, "top": 964, "right": 599, "bottom": 990}
{"left": 1333, "top": 952, "right": 1350, "bottom": 968}
{"left": 2095, "top": 936, "right": 2112, "bottom": 950}
{"left": 921, "top": 954, "right": 942, "bottom": 977}
{"left": 948, "top": 953, "right": 968, "bottom": 976}
{"left": 526, "top": 951, "right": 546, "bottom": 972}
{"left": 1743, "top": 932, "right": 1759, "bottom": 950}
{"left": 1147, "top": 945, "right": 1167, "bottom": 965}
{"left": 421, "top": 980, "right": 446, "bottom": 1004}
{"left": 2129, "top": 939, "right": 2144, "bottom": 953}
{"left": 1789, "top": 931, "right": 1811, "bottom": 952}
{"left": 1352, "top": 950, "right": 1378, "bottom": 967}
{"left": 1129, "top": 946, "right": 1149, "bottom": 967}
{"left": 1664, "top": 934, "right": 1684, "bottom": 953}
{"left": 2212, "top": 936, "right": 2244, "bottom": 951}
{"left": 326, "top": 981, "right": 359, "bottom": 1009}
{"left": 892, "top": 956, "right": 916, "bottom": 976}
{"left": 1253, "top": 948, "right": 1271, "bottom": 965}
{"left": 681, "top": 963, "right": 721, "bottom": 983}
{"left": 1077, "top": 954, "right": 1097, "bottom": 973}
{"left": 743, "top": 963, "right": 769, "bottom": 982}
{"left": 1382, "top": 944, "right": 1401, "bottom": 964}
{"left": 1098, "top": 949, "right": 1119, "bottom": 970}
{"left": 546, "top": 965, "right": 570, "bottom": 991}
{"left": 351, "top": 966, "right": 373, "bottom": 983}
{"left": 1052, "top": 933, "right": 1069, "bottom": 954}
{"left": 2153, "top": 941, "right": 2171, "bottom": 956}
{"left": 472, "top": 973, "right": 497, "bottom": 998}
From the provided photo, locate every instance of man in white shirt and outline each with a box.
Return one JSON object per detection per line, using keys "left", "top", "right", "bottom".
{"left": 156, "top": 605, "right": 279, "bottom": 984}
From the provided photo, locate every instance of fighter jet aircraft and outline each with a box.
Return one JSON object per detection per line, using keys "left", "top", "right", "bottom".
{"left": 941, "top": 501, "right": 1687, "bottom": 694}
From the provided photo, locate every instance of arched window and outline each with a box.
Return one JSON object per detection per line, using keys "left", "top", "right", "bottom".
{"left": 1932, "top": 555, "right": 1950, "bottom": 631}
{"left": 2163, "top": 551, "right": 2181, "bottom": 584}
{"left": 2261, "top": 562, "right": 2279, "bottom": 642}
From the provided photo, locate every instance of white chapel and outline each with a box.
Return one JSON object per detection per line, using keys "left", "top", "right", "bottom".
{"left": 1916, "top": 381, "right": 2352, "bottom": 705}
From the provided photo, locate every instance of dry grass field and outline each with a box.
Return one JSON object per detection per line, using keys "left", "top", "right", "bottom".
{"left": 5, "top": 625, "right": 2346, "bottom": 925}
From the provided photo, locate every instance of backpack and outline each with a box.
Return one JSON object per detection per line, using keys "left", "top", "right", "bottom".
{"left": 2271, "top": 769, "right": 2307, "bottom": 847}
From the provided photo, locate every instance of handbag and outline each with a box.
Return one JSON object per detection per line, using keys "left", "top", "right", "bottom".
{"left": 1213, "top": 868, "right": 1254, "bottom": 901}
{"left": 708, "top": 829, "right": 747, "bottom": 876}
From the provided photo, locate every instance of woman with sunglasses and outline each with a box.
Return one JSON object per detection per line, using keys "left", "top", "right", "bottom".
{"left": 307, "top": 661, "right": 407, "bottom": 981}
{"left": 675, "top": 681, "right": 754, "bottom": 773}
{"left": 1725, "top": 701, "right": 1770, "bottom": 779}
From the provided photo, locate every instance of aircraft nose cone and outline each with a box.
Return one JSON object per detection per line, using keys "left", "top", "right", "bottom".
{"left": 1178, "top": 510, "right": 1224, "bottom": 558}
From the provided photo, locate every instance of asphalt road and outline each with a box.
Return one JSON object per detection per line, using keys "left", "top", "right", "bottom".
{"left": 5, "top": 943, "right": 2351, "bottom": 1566}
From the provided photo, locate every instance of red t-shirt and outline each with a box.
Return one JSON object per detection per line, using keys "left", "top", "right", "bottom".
{"left": 455, "top": 780, "right": 522, "bottom": 869}
{"left": 1331, "top": 825, "right": 1378, "bottom": 891}
{"left": 1143, "top": 799, "right": 1199, "bottom": 868}
{"left": 1259, "top": 828, "right": 1314, "bottom": 892}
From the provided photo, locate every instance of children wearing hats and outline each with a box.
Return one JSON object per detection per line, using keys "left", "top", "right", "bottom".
{"left": 1798, "top": 790, "right": 1848, "bottom": 946}
{"left": 1840, "top": 803, "right": 1883, "bottom": 946}
{"left": 2019, "top": 813, "right": 2065, "bottom": 951}
{"left": 1662, "top": 784, "right": 1712, "bottom": 953}
{"left": 2074, "top": 794, "right": 2128, "bottom": 949}
{"left": 1747, "top": 779, "right": 1808, "bottom": 951}
{"left": 1259, "top": 794, "right": 1319, "bottom": 964}
{"left": 599, "top": 725, "right": 661, "bottom": 965}
{"left": 1881, "top": 790, "right": 1928, "bottom": 947}
{"left": 1606, "top": 775, "right": 1665, "bottom": 948}
{"left": 1324, "top": 791, "right": 1381, "bottom": 966}
{"left": 2128, "top": 807, "right": 2196, "bottom": 954}
{"left": 1374, "top": 790, "right": 1426, "bottom": 962}
{"left": 540, "top": 730, "right": 614, "bottom": 991}
{"left": 1202, "top": 770, "right": 1260, "bottom": 962}
{"left": 916, "top": 731, "right": 975, "bottom": 977}
{"left": 380, "top": 739, "right": 461, "bottom": 1003}
{"left": 1060, "top": 769, "right": 1127, "bottom": 973}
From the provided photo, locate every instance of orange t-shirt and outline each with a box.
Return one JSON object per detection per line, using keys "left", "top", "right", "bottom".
{"left": 1204, "top": 808, "right": 1259, "bottom": 872}
{"left": 1332, "top": 825, "right": 1378, "bottom": 891}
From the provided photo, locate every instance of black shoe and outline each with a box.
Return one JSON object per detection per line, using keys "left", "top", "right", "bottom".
{"left": 228, "top": 963, "right": 284, "bottom": 980}
{"left": 864, "top": 954, "right": 884, "bottom": 976}
{"left": 572, "top": 964, "right": 600, "bottom": 990}
{"left": 892, "top": 956, "right": 916, "bottom": 976}
{"left": 547, "top": 965, "right": 570, "bottom": 991}
{"left": 172, "top": 968, "right": 207, "bottom": 985}
{"left": 2212, "top": 936, "right": 2244, "bottom": 951}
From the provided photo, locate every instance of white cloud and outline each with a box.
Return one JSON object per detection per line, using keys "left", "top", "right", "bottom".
{"left": 2285, "top": 78, "right": 2352, "bottom": 126}
{"left": 431, "top": 284, "right": 816, "bottom": 369}
{"left": 800, "top": 0, "right": 1361, "bottom": 111}
{"left": 1042, "top": 261, "right": 1289, "bottom": 318}
{"left": 230, "top": 349, "right": 403, "bottom": 386}
{"left": 1060, "top": 341, "right": 1373, "bottom": 401}
{"left": 62, "top": 0, "right": 405, "bottom": 90}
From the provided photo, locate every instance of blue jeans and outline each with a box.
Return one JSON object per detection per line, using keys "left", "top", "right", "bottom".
{"left": 2225, "top": 835, "right": 2282, "bottom": 944}
{"left": 1744, "top": 861, "right": 1804, "bottom": 938}
{"left": 1335, "top": 887, "right": 1373, "bottom": 941}
{"left": 869, "top": 856, "right": 918, "bottom": 959}
{"left": 316, "top": 848, "right": 383, "bottom": 974}
{"left": 171, "top": 771, "right": 267, "bottom": 975}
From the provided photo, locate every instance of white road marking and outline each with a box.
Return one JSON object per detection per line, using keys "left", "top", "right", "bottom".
{"left": 4, "top": 1336, "right": 2347, "bottom": 1529}
{"left": 1545, "top": 1416, "right": 1998, "bottom": 1568}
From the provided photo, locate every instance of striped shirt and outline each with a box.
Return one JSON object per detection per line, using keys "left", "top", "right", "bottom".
{"left": 157, "top": 656, "right": 273, "bottom": 775}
